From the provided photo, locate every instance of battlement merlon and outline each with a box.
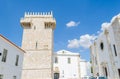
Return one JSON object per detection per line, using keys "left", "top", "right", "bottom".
{"left": 24, "top": 11, "right": 53, "bottom": 18}
{"left": 20, "top": 11, "right": 56, "bottom": 29}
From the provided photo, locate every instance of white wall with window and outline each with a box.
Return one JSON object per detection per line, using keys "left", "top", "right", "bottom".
{"left": 0, "top": 35, "right": 25, "bottom": 79}
{"left": 53, "top": 50, "right": 81, "bottom": 79}
{"left": 90, "top": 14, "right": 120, "bottom": 79}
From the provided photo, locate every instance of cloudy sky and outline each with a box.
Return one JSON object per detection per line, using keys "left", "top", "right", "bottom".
{"left": 0, "top": 0, "right": 120, "bottom": 61}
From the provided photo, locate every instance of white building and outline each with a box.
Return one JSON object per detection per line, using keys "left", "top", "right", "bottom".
{"left": 53, "top": 50, "right": 81, "bottom": 79}
{"left": 90, "top": 14, "right": 120, "bottom": 79}
{"left": 0, "top": 34, "right": 25, "bottom": 79}
{"left": 53, "top": 50, "right": 91, "bottom": 79}
{"left": 80, "top": 59, "right": 92, "bottom": 78}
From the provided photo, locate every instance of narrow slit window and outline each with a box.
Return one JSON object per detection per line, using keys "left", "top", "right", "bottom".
{"left": 68, "top": 58, "right": 71, "bottom": 64}
{"left": 55, "top": 57, "right": 58, "bottom": 63}
{"left": 2, "top": 49, "right": 8, "bottom": 62}
{"left": 15, "top": 55, "right": 19, "bottom": 66}
{"left": 113, "top": 44, "right": 117, "bottom": 56}
{"left": 36, "top": 41, "right": 38, "bottom": 49}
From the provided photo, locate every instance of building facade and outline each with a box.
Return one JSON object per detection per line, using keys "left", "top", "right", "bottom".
{"left": 90, "top": 14, "right": 120, "bottom": 79}
{"left": 20, "top": 12, "right": 56, "bottom": 79}
{"left": 53, "top": 50, "right": 81, "bottom": 79}
{"left": 80, "top": 59, "right": 92, "bottom": 78}
{"left": 0, "top": 35, "right": 24, "bottom": 79}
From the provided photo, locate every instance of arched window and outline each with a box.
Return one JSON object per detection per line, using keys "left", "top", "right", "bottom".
{"left": 100, "top": 42, "right": 104, "bottom": 50}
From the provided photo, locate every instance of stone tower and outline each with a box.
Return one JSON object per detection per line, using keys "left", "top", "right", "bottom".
{"left": 20, "top": 11, "right": 56, "bottom": 79}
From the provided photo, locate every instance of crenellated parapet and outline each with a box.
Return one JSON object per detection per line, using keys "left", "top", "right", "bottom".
{"left": 24, "top": 11, "right": 53, "bottom": 18}
{"left": 20, "top": 11, "right": 56, "bottom": 29}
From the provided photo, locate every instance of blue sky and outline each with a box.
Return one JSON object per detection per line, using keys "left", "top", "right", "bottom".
{"left": 0, "top": 0, "right": 120, "bottom": 61}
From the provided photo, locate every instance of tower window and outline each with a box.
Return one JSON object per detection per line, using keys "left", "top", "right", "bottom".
{"left": 36, "top": 41, "right": 38, "bottom": 49}
{"left": 45, "top": 23, "right": 52, "bottom": 29}
{"left": 2, "top": 49, "right": 8, "bottom": 62}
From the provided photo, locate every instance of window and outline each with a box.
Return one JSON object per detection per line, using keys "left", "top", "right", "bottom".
{"left": 113, "top": 44, "right": 117, "bottom": 56}
{"left": 118, "top": 69, "right": 120, "bottom": 78}
{"left": 68, "top": 58, "right": 71, "bottom": 64}
{"left": 62, "top": 70, "right": 64, "bottom": 74}
{"left": 15, "top": 55, "right": 19, "bottom": 66}
{"left": 13, "top": 76, "right": 16, "bottom": 79}
{"left": 0, "top": 74, "right": 3, "bottom": 79}
{"left": 45, "top": 23, "right": 52, "bottom": 29}
{"left": 62, "top": 51, "right": 65, "bottom": 53}
{"left": 104, "top": 67, "right": 108, "bottom": 77}
{"left": 36, "top": 41, "right": 38, "bottom": 49}
{"left": 100, "top": 42, "right": 104, "bottom": 50}
{"left": 2, "top": 49, "right": 8, "bottom": 62}
{"left": 55, "top": 57, "right": 58, "bottom": 63}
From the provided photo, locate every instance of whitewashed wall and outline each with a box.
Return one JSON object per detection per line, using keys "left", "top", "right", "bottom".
{"left": 0, "top": 35, "right": 24, "bottom": 79}
{"left": 53, "top": 50, "right": 81, "bottom": 79}
{"left": 90, "top": 14, "right": 120, "bottom": 79}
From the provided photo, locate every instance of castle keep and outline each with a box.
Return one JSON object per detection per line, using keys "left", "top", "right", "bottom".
{"left": 20, "top": 11, "right": 56, "bottom": 79}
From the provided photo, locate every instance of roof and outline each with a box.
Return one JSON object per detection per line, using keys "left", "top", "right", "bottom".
{"left": 80, "top": 59, "right": 87, "bottom": 62}
{"left": 0, "top": 34, "right": 25, "bottom": 53}
{"left": 54, "top": 50, "right": 80, "bottom": 56}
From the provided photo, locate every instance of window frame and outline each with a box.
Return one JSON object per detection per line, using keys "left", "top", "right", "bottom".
{"left": 0, "top": 74, "right": 3, "bottom": 79}
{"left": 68, "top": 58, "right": 71, "bottom": 64}
{"left": 1, "top": 49, "right": 8, "bottom": 62}
{"left": 55, "top": 57, "right": 58, "bottom": 63}
{"left": 15, "top": 55, "right": 19, "bottom": 66}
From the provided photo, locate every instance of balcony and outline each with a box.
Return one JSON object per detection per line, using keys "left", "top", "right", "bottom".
{"left": 20, "top": 18, "right": 32, "bottom": 28}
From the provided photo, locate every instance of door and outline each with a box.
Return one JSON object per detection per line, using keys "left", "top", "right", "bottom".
{"left": 118, "top": 69, "right": 120, "bottom": 78}
{"left": 54, "top": 73, "right": 59, "bottom": 79}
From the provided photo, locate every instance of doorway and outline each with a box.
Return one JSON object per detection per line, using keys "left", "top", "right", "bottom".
{"left": 118, "top": 69, "right": 120, "bottom": 78}
{"left": 54, "top": 73, "right": 59, "bottom": 79}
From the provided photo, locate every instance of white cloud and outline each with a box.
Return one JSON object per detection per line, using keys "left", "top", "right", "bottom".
{"left": 67, "top": 39, "right": 80, "bottom": 48}
{"left": 66, "top": 21, "right": 80, "bottom": 27}
{"left": 67, "top": 34, "right": 97, "bottom": 49}
{"left": 67, "top": 14, "right": 120, "bottom": 49}
{"left": 79, "top": 34, "right": 96, "bottom": 48}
